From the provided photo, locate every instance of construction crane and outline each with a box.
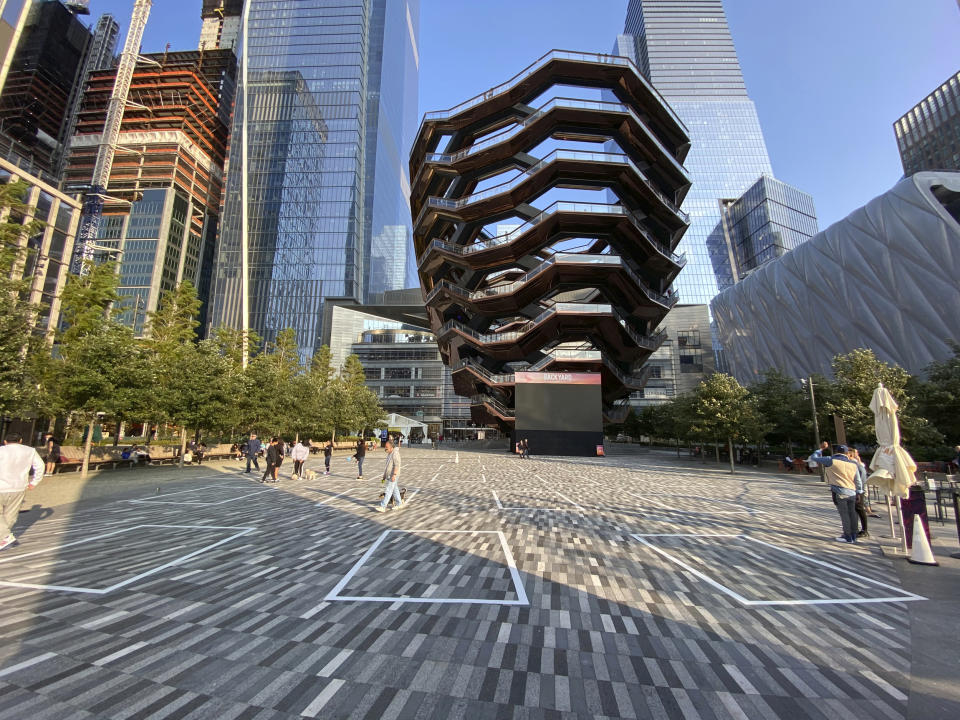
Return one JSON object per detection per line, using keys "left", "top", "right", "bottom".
{"left": 71, "top": 0, "right": 153, "bottom": 275}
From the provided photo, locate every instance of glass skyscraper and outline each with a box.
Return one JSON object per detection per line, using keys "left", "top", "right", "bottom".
{"left": 207, "top": 0, "right": 420, "bottom": 359}
{"left": 618, "top": 0, "right": 776, "bottom": 302}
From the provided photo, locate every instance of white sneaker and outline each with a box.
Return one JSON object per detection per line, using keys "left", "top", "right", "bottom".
{"left": 374, "top": 506, "right": 386, "bottom": 513}
{"left": 0, "top": 534, "right": 16, "bottom": 550}
{"left": 393, "top": 501, "right": 404, "bottom": 511}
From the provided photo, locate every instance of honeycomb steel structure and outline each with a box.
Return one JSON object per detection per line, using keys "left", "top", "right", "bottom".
{"left": 411, "top": 51, "right": 691, "bottom": 429}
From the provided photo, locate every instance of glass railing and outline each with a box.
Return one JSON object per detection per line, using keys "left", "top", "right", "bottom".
{"left": 420, "top": 50, "right": 686, "bottom": 134}
{"left": 423, "top": 96, "right": 688, "bottom": 180}
{"left": 452, "top": 358, "right": 514, "bottom": 385}
{"left": 422, "top": 150, "right": 687, "bottom": 222}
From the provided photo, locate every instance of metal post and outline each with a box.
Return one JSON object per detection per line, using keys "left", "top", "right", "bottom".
{"left": 806, "top": 377, "right": 825, "bottom": 482}
{"left": 952, "top": 490, "right": 960, "bottom": 559}
{"left": 239, "top": 0, "right": 251, "bottom": 368}
{"left": 896, "top": 496, "right": 909, "bottom": 555}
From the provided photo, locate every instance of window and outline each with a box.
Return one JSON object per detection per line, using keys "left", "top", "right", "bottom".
{"left": 384, "top": 367, "right": 411, "bottom": 379}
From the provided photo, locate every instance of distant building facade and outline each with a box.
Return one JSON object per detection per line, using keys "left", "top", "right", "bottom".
{"left": 719, "top": 175, "right": 817, "bottom": 282}
{"left": 712, "top": 172, "right": 960, "bottom": 382}
{"left": 619, "top": 0, "right": 776, "bottom": 301}
{"left": 632, "top": 304, "right": 715, "bottom": 406}
{"left": 895, "top": 70, "right": 960, "bottom": 176}
{"left": 65, "top": 49, "right": 237, "bottom": 335}
{"left": 0, "top": 0, "right": 102, "bottom": 182}
{"left": 207, "top": 0, "right": 420, "bottom": 359}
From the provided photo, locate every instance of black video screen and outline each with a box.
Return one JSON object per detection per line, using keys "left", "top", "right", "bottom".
{"left": 516, "top": 383, "right": 602, "bottom": 432}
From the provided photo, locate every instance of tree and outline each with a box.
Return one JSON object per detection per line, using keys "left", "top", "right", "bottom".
{"left": 749, "top": 368, "right": 804, "bottom": 452}
{"left": 243, "top": 328, "right": 303, "bottom": 436}
{"left": 52, "top": 263, "right": 146, "bottom": 478}
{"left": 690, "top": 373, "right": 767, "bottom": 473}
{"left": 912, "top": 342, "right": 960, "bottom": 443}
{"left": 822, "top": 348, "right": 941, "bottom": 450}
{"left": 142, "top": 282, "right": 205, "bottom": 465}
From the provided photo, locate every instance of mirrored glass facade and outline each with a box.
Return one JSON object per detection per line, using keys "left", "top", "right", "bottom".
{"left": 620, "top": 0, "right": 775, "bottom": 304}
{"left": 208, "top": 0, "right": 419, "bottom": 359}
{"left": 895, "top": 70, "right": 960, "bottom": 176}
{"left": 720, "top": 175, "right": 817, "bottom": 281}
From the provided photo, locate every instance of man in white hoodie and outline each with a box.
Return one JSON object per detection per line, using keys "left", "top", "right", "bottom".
{"left": 0, "top": 432, "right": 45, "bottom": 550}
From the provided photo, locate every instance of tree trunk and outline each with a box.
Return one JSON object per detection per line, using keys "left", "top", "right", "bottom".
{"left": 676, "top": 437, "right": 680, "bottom": 457}
{"left": 714, "top": 438, "right": 720, "bottom": 464}
{"left": 179, "top": 427, "right": 188, "bottom": 468}
{"left": 727, "top": 437, "right": 735, "bottom": 475}
{"left": 81, "top": 416, "right": 96, "bottom": 480}
{"left": 113, "top": 416, "right": 122, "bottom": 446}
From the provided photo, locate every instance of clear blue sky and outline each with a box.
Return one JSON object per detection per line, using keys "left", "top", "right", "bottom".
{"left": 93, "top": 0, "right": 959, "bottom": 228}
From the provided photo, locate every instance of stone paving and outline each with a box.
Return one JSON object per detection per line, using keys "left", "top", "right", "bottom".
{"left": 0, "top": 447, "right": 942, "bottom": 719}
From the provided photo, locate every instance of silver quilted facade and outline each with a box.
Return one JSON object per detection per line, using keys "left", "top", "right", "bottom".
{"left": 712, "top": 172, "right": 960, "bottom": 382}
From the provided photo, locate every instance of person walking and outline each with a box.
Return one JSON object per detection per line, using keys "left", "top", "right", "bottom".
{"left": 522, "top": 438, "right": 530, "bottom": 460}
{"left": 245, "top": 433, "right": 262, "bottom": 473}
{"left": 376, "top": 440, "right": 402, "bottom": 512}
{"left": 0, "top": 432, "right": 45, "bottom": 550}
{"left": 273, "top": 438, "right": 286, "bottom": 481}
{"left": 291, "top": 439, "right": 310, "bottom": 478}
{"left": 813, "top": 444, "right": 862, "bottom": 543}
{"left": 355, "top": 437, "right": 366, "bottom": 480}
{"left": 261, "top": 437, "right": 280, "bottom": 483}
{"left": 323, "top": 440, "right": 333, "bottom": 475}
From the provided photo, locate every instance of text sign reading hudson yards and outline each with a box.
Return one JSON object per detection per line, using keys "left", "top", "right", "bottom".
{"left": 514, "top": 372, "right": 602, "bottom": 385}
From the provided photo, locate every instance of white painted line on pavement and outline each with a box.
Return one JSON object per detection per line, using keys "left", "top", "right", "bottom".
{"left": 315, "top": 488, "right": 357, "bottom": 507}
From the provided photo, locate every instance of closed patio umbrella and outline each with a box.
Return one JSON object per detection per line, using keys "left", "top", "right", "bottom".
{"left": 868, "top": 382, "right": 917, "bottom": 553}
{"left": 868, "top": 382, "right": 916, "bottom": 498}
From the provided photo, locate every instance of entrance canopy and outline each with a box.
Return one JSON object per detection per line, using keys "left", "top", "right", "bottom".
{"left": 382, "top": 412, "right": 428, "bottom": 438}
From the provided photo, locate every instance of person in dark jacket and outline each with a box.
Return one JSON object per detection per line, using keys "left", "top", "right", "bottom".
{"left": 245, "top": 433, "right": 262, "bottom": 473}
{"left": 355, "top": 437, "right": 366, "bottom": 479}
{"left": 323, "top": 440, "right": 333, "bottom": 475}
{"left": 261, "top": 438, "right": 280, "bottom": 483}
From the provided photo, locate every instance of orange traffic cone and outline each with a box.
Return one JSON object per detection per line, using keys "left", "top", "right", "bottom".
{"left": 907, "top": 519, "right": 939, "bottom": 566}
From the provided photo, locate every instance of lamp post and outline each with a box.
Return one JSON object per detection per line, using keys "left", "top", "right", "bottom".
{"left": 802, "top": 377, "right": 825, "bottom": 482}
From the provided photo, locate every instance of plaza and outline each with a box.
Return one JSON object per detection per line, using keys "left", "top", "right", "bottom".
{"left": 1, "top": 448, "right": 957, "bottom": 719}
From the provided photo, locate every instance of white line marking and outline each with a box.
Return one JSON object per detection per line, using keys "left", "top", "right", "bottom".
{"left": 629, "top": 533, "right": 926, "bottom": 606}
{"left": 128, "top": 488, "right": 274, "bottom": 505}
{"left": 325, "top": 530, "right": 528, "bottom": 605}
{"left": 491, "top": 490, "right": 504, "bottom": 509}
{"left": 0, "top": 525, "right": 255, "bottom": 595}
{"left": 315, "top": 488, "right": 357, "bottom": 506}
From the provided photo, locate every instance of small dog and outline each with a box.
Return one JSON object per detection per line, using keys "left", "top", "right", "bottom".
{"left": 377, "top": 487, "right": 407, "bottom": 507}
{"left": 301, "top": 468, "right": 317, "bottom": 482}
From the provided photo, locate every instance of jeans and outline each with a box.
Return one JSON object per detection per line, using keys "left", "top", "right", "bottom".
{"left": 380, "top": 479, "right": 401, "bottom": 508}
{"left": 293, "top": 459, "right": 304, "bottom": 476}
{"left": 246, "top": 455, "right": 260, "bottom": 472}
{"left": 324, "top": 456, "right": 331, "bottom": 472}
{"left": 835, "top": 492, "right": 858, "bottom": 540}
{"left": 357, "top": 457, "right": 364, "bottom": 476}
{"left": 262, "top": 463, "right": 276, "bottom": 482}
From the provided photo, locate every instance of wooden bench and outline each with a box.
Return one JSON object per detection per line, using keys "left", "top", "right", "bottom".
{"left": 777, "top": 459, "right": 807, "bottom": 473}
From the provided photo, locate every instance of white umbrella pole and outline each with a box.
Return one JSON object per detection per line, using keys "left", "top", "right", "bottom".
{"left": 896, "top": 496, "right": 909, "bottom": 555}
{"left": 886, "top": 494, "right": 898, "bottom": 548}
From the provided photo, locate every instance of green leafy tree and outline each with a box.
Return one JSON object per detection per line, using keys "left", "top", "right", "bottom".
{"left": 912, "top": 342, "right": 960, "bottom": 443}
{"left": 52, "top": 261, "right": 145, "bottom": 477}
{"left": 690, "top": 373, "right": 767, "bottom": 473}
{"left": 822, "top": 348, "right": 941, "bottom": 450}
{"left": 749, "top": 368, "right": 804, "bottom": 452}
{"left": 243, "top": 328, "right": 303, "bottom": 437}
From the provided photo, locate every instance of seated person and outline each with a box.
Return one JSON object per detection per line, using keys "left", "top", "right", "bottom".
{"left": 783, "top": 455, "right": 794, "bottom": 470}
